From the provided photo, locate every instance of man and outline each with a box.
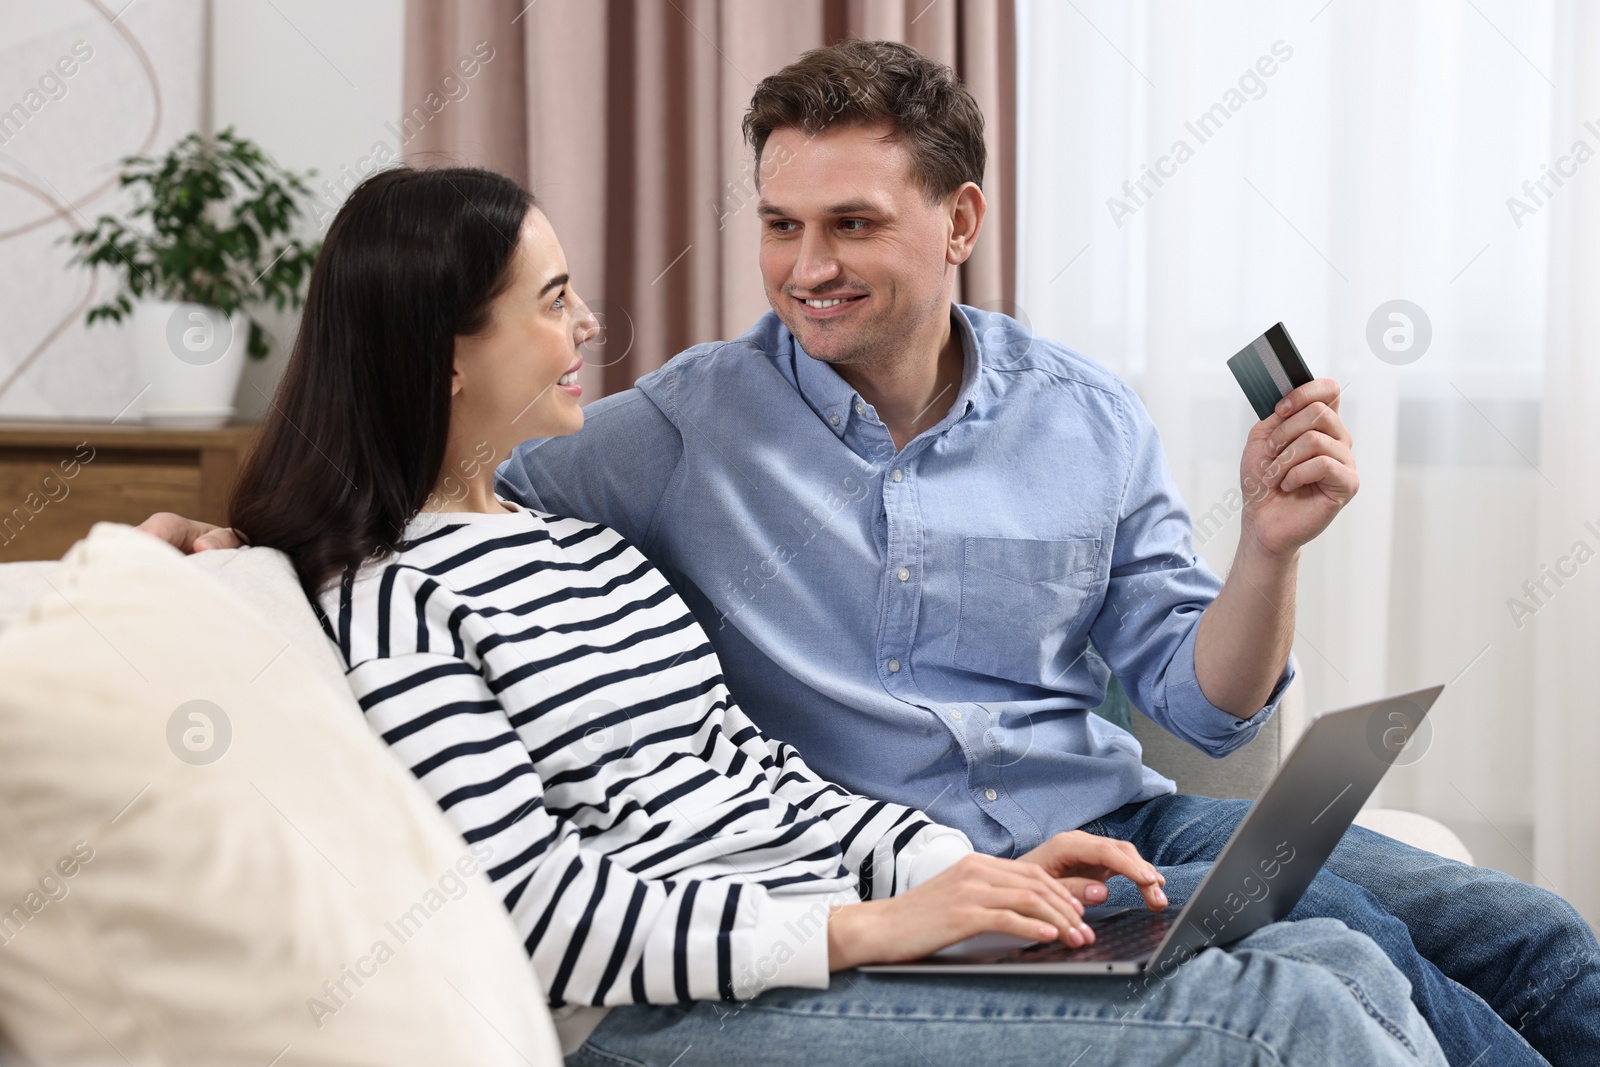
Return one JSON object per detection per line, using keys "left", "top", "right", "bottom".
{"left": 501, "top": 41, "right": 1596, "bottom": 1067}
{"left": 151, "top": 39, "right": 1596, "bottom": 1066}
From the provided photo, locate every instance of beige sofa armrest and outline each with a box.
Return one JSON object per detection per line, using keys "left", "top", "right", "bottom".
{"left": 1127, "top": 689, "right": 1285, "bottom": 801}
{"left": 1129, "top": 674, "right": 1475, "bottom": 866}
{"left": 1353, "top": 808, "right": 1475, "bottom": 865}
{"left": 185, "top": 545, "right": 351, "bottom": 696}
{"left": 0, "top": 562, "right": 56, "bottom": 634}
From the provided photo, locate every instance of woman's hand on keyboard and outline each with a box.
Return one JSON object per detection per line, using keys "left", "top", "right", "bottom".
{"left": 827, "top": 854, "right": 1095, "bottom": 970}
{"left": 1017, "top": 830, "right": 1168, "bottom": 911}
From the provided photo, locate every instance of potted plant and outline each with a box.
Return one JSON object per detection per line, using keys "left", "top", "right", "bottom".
{"left": 67, "top": 127, "right": 321, "bottom": 426}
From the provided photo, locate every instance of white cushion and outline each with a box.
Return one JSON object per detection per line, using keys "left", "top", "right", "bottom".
{"left": 0, "top": 524, "right": 560, "bottom": 1066}
{"left": 0, "top": 562, "right": 53, "bottom": 635}
{"left": 1355, "top": 808, "right": 1475, "bottom": 866}
{"left": 187, "top": 545, "right": 353, "bottom": 699}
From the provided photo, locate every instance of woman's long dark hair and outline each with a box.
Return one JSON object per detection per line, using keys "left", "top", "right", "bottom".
{"left": 230, "top": 166, "right": 534, "bottom": 597}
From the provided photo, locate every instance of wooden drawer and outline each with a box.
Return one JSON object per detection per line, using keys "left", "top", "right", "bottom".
{"left": 0, "top": 423, "right": 258, "bottom": 563}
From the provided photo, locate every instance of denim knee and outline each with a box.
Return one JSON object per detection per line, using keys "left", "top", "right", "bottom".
{"left": 1221, "top": 919, "right": 1445, "bottom": 1067}
{"left": 1244, "top": 918, "right": 1415, "bottom": 1007}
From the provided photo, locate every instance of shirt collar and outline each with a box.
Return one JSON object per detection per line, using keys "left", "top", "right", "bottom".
{"left": 792, "top": 330, "right": 863, "bottom": 436}
{"left": 945, "top": 304, "right": 983, "bottom": 426}
{"left": 791, "top": 304, "right": 983, "bottom": 439}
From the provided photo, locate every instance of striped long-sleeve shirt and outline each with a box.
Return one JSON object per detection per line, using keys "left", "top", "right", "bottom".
{"left": 318, "top": 503, "right": 972, "bottom": 1015}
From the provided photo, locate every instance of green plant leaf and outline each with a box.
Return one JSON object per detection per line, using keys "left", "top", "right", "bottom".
{"left": 62, "top": 125, "right": 323, "bottom": 360}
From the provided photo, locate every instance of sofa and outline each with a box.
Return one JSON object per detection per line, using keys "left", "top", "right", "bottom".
{"left": 0, "top": 524, "right": 1470, "bottom": 1064}
{"left": 0, "top": 526, "right": 563, "bottom": 1065}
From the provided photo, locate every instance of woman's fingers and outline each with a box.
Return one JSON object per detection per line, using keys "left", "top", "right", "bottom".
{"left": 982, "top": 907, "right": 1071, "bottom": 946}
{"left": 980, "top": 886, "right": 1090, "bottom": 947}
{"left": 1059, "top": 835, "right": 1169, "bottom": 911}
{"left": 1017, "top": 831, "right": 1171, "bottom": 911}
{"left": 856, "top": 853, "right": 1131, "bottom": 965}
{"left": 1060, "top": 877, "right": 1109, "bottom": 904}
{"left": 1007, "top": 858, "right": 1089, "bottom": 925}
{"left": 960, "top": 857, "right": 1097, "bottom": 945}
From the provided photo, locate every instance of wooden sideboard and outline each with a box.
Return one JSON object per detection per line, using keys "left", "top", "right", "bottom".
{"left": 0, "top": 421, "right": 260, "bottom": 563}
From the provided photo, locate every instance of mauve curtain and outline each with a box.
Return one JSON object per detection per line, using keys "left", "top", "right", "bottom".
{"left": 403, "top": 0, "right": 1016, "bottom": 398}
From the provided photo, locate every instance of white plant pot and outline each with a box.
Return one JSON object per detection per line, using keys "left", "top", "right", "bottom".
{"left": 130, "top": 301, "right": 250, "bottom": 427}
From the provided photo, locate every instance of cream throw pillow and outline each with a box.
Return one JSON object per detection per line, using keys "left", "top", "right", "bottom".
{"left": 0, "top": 524, "right": 560, "bottom": 1066}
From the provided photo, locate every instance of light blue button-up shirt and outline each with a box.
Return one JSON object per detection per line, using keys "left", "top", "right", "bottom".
{"left": 499, "top": 305, "right": 1293, "bottom": 857}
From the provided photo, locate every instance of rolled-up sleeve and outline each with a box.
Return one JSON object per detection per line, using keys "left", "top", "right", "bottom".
{"left": 1160, "top": 623, "right": 1295, "bottom": 756}
{"left": 1089, "top": 383, "right": 1295, "bottom": 758}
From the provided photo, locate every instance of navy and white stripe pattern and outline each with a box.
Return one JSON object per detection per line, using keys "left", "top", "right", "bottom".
{"left": 319, "top": 505, "right": 968, "bottom": 1008}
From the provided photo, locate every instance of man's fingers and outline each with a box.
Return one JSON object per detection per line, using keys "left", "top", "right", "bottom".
{"left": 1268, "top": 399, "right": 1349, "bottom": 454}
{"left": 194, "top": 528, "right": 245, "bottom": 552}
{"left": 1274, "top": 377, "right": 1341, "bottom": 420}
{"left": 1264, "top": 431, "right": 1353, "bottom": 486}
{"left": 134, "top": 513, "right": 240, "bottom": 553}
{"left": 134, "top": 512, "right": 192, "bottom": 550}
{"left": 1279, "top": 454, "right": 1360, "bottom": 499}
{"left": 1263, "top": 430, "right": 1358, "bottom": 499}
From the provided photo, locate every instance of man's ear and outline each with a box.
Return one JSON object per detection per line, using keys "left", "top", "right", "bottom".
{"left": 946, "top": 182, "right": 987, "bottom": 266}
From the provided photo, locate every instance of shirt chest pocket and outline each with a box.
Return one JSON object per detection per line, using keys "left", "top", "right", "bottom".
{"left": 953, "top": 536, "right": 1103, "bottom": 683}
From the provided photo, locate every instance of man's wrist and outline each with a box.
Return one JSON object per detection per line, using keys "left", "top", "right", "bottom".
{"left": 1235, "top": 523, "right": 1302, "bottom": 575}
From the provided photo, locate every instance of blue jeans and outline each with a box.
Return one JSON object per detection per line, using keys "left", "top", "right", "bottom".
{"left": 569, "top": 918, "right": 1446, "bottom": 1066}
{"left": 1083, "top": 794, "right": 1600, "bottom": 1067}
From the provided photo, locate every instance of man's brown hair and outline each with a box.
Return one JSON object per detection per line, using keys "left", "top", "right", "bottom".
{"left": 742, "top": 39, "right": 985, "bottom": 202}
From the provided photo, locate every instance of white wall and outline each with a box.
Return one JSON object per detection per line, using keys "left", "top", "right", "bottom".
{"left": 0, "top": 0, "right": 205, "bottom": 419}
{"left": 0, "top": 0, "right": 404, "bottom": 420}
{"left": 211, "top": 0, "right": 404, "bottom": 418}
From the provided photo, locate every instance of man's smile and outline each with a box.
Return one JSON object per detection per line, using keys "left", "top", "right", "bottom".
{"left": 794, "top": 292, "right": 868, "bottom": 319}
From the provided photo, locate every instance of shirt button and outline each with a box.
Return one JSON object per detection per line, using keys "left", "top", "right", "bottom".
{"left": 829, "top": 413, "right": 840, "bottom": 426}
{"left": 854, "top": 401, "right": 866, "bottom": 415}
{"left": 891, "top": 468, "right": 903, "bottom": 482}
{"left": 950, "top": 708, "right": 963, "bottom": 721}
{"left": 887, "top": 658, "right": 901, "bottom": 673}
{"left": 897, "top": 567, "right": 910, "bottom": 582}
{"left": 984, "top": 788, "right": 999, "bottom": 802}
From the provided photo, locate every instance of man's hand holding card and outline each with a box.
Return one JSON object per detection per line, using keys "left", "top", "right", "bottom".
{"left": 1228, "top": 324, "right": 1360, "bottom": 561}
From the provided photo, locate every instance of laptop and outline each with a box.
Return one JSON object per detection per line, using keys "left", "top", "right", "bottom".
{"left": 862, "top": 684, "right": 1444, "bottom": 976}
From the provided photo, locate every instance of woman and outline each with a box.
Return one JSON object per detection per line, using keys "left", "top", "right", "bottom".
{"left": 220, "top": 166, "right": 1445, "bottom": 1066}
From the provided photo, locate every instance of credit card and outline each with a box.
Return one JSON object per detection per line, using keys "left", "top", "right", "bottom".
{"left": 1228, "top": 322, "right": 1314, "bottom": 420}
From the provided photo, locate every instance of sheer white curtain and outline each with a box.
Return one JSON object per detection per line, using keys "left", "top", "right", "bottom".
{"left": 1533, "top": 0, "right": 1600, "bottom": 929}
{"left": 1016, "top": 0, "right": 1596, "bottom": 925}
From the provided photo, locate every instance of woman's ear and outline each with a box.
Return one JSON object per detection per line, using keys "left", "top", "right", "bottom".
{"left": 450, "top": 338, "right": 466, "bottom": 398}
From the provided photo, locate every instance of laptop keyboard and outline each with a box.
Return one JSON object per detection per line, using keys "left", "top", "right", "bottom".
{"left": 1005, "top": 909, "right": 1176, "bottom": 964}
